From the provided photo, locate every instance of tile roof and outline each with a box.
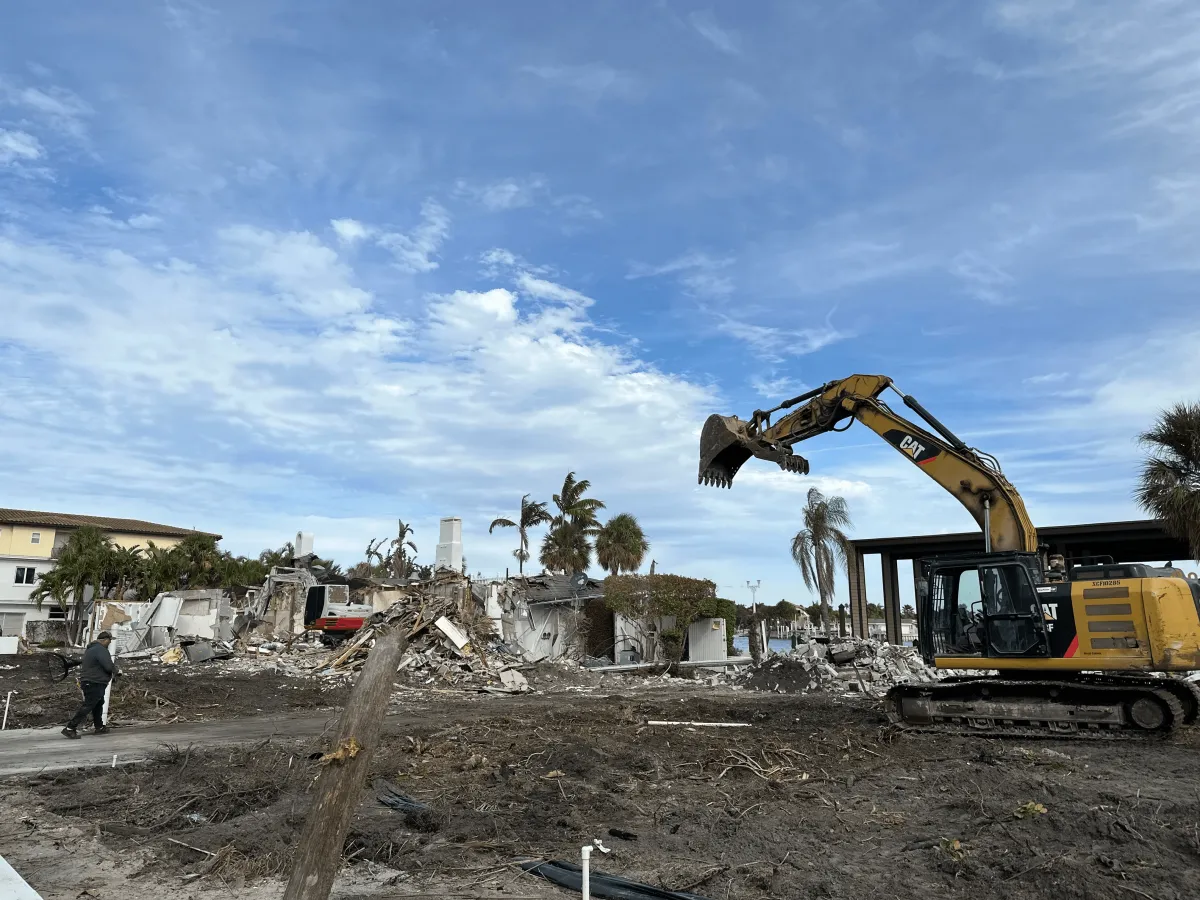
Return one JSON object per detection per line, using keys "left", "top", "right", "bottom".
{"left": 0, "top": 508, "right": 221, "bottom": 540}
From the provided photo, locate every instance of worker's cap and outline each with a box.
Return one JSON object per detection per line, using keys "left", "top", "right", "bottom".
{"left": 96, "top": 631, "right": 113, "bottom": 641}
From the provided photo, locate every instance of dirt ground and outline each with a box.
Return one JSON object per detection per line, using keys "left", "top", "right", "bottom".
{"left": 4, "top": 688, "right": 1200, "bottom": 900}
{"left": 0, "top": 652, "right": 352, "bottom": 729}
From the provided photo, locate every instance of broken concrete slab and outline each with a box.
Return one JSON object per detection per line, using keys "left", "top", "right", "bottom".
{"left": 434, "top": 616, "right": 469, "bottom": 650}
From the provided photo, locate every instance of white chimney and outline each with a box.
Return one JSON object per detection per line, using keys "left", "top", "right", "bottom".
{"left": 295, "top": 531, "right": 315, "bottom": 557}
{"left": 435, "top": 517, "right": 462, "bottom": 572}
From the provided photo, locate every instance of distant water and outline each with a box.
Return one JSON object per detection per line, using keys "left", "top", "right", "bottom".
{"left": 731, "top": 636, "right": 794, "bottom": 656}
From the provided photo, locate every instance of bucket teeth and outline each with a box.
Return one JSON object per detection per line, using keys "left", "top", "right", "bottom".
{"left": 698, "top": 472, "right": 731, "bottom": 489}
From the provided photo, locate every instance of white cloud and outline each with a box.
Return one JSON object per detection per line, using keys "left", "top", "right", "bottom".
{"left": 0, "top": 128, "right": 42, "bottom": 165}
{"left": 127, "top": 213, "right": 162, "bottom": 229}
{"left": 375, "top": 200, "right": 450, "bottom": 272}
{"left": 1, "top": 80, "right": 91, "bottom": 138}
{"left": 717, "top": 315, "right": 843, "bottom": 361}
{"left": 480, "top": 248, "right": 518, "bottom": 271}
{"left": 331, "top": 218, "right": 372, "bottom": 244}
{"left": 688, "top": 11, "right": 741, "bottom": 56}
{"left": 428, "top": 288, "right": 520, "bottom": 348}
{"left": 218, "top": 224, "right": 373, "bottom": 318}
{"left": 454, "top": 177, "right": 603, "bottom": 223}
{"left": 515, "top": 272, "right": 593, "bottom": 308}
{"left": 750, "top": 374, "right": 807, "bottom": 398}
{"left": 949, "top": 250, "right": 1014, "bottom": 303}
{"left": 627, "top": 251, "right": 735, "bottom": 297}
{"left": 0, "top": 224, "right": 733, "bottom": 582}
{"left": 520, "top": 64, "right": 640, "bottom": 101}
{"left": 456, "top": 177, "right": 545, "bottom": 211}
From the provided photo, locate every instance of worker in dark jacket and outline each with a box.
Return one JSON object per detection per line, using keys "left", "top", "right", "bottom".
{"left": 62, "top": 631, "right": 118, "bottom": 739}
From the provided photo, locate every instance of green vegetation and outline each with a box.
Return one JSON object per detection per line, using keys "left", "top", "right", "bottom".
{"left": 1137, "top": 401, "right": 1200, "bottom": 561}
{"left": 489, "top": 495, "right": 553, "bottom": 575}
{"left": 595, "top": 513, "right": 649, "bottom": 575}
{"left": 790, "top": 487, "right": 853, "bottom": 632}
{"left": 28, "top": 528, "right": 280, "bottom": 643}
{"left": 603, "top": 573, "right": 736, "bottom": 658}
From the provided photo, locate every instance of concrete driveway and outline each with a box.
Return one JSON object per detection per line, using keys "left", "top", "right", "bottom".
{"left": 0, "top": 713, "right": 338, "bottom": 776}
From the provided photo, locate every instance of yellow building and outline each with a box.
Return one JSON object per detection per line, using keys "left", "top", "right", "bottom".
{"left": 0, "top": 508, "right": 221, "bottom": 640}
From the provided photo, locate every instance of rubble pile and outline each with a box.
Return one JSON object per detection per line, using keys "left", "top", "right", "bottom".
{"left": 728, "top": 638, "right": 942, "bottom": 696}
{"left": 311, "top": 596, "right": 533, "bottom": 695}
{"left": 111, "top": 589, "right": 534, "bottom": 695}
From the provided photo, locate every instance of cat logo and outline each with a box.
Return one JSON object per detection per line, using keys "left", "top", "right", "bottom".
{"left": 884, "top": 429, "right": 940, "bottom": 465}
{"left": 899, "top": 435, "right": 927, "bottom": 460}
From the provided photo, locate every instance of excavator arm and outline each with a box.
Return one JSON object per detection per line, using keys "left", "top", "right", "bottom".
{"left": 698, "top": 374, "right": 1037, "bottom": 553}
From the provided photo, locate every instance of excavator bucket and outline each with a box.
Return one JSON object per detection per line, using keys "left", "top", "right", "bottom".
{"left": 698, "top": 414, "right": 753, "bottom": 488}
{"left": 699, "top": 413, "right": 811, "bottom": 488}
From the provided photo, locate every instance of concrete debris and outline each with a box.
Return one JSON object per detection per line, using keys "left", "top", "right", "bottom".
{"left": 315, "top": 592, "right": 533, "bottom": 697}
{"left": 180, "top": 640, "right": 232, "bottom": 664}
{"left": 721, "top": 638, "right": 953, "bottom": 696}
{"left": 434, "top": 616, "right": 470, "bottom": 650}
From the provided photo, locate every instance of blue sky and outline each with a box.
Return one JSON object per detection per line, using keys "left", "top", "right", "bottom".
{"left": 3, "top": 1, "right": 1200, "bottom": 608}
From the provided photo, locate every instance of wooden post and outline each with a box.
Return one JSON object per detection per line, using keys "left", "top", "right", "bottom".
{"left": 282, "top": 622, "right": 408, "bottom": 900}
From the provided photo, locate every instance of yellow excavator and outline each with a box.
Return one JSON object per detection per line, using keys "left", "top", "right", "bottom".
{"left": 700, "top": 374, "right": 1200, "bottom": 736}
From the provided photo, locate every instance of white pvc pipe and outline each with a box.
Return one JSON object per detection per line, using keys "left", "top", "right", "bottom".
{"left": 0, "top": 851, "right": 44, "bottom": 899}
{"left": 2, "top": 691, "right": 11, "bottom": 730}
{"left": 580, "top": 845, "right": 591, "bottom": 900}
{"left": 102, "top": 681, "right": 112, "bottom": 727}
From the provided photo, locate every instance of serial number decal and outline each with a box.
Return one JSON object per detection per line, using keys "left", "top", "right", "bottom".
{"left": 1091, "top": 580, "right": 1121, "bottom": 587}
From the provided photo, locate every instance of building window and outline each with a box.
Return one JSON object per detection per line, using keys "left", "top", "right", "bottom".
{"left": 30, "top": 532, "right": 41, "bottom": 545}
{"left": 0, "top": 613, "right": 25, "bottom": 636}
{"left": 14, "top": 567, "right": 37, "bottom": 585}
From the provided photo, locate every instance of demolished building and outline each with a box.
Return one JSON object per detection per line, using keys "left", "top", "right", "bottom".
{"left": 473, "top": 574, "right": 729, "bottom": 667}
{"left": 92, "top": 589, "right": 234, "bottom": 653}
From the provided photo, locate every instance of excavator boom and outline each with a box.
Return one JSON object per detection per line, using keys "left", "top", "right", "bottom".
{"left": 699, "top": 374, "right": 1037, "bottom": 553}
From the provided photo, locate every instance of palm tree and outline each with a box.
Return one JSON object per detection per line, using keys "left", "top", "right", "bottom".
{"left": 29, "top": 566, "right": 71, "bottom": 617}
{"left": 175, "top": 533, "right": 223, "bottom": 587}
{"left": 540, "top": 472, "right": 606, "bottom": 574}
{"left": 552, "top": 472, "right": 606, "bottom": 532}
{"left": 1136, "top": 401, "right": 1200, "bottom": 560}
{"left": 595, "top": 513, "right": 649, "bottom": 575}
{"left": 258, "top": 541, "right": 296, "bottom": 569}
{"left": 217, "top": 553, "right": 269, "bottom": 590}
{"left": 490, "top": 494, "right": 553, "bottom": 575}
{"left": 388, "top": 519, "right": 418, "bottom": 580}
{"left": 790, "top": 487, "right": 853, "bottom": 633}
{"left": 108, "top": 545, "right": 144, "bottom": 601}
{"left": 38, "top": 525, "right": 113, "bottom": 643}
{"left": 539, "top": 522, "right": 591, "bottom": 574}
{"left": 139, "top": 541, "right": 185, "bottom": 600}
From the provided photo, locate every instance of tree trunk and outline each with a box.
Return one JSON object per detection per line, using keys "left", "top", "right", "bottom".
{"left": 748, "top": 611, "right": 763, "bottom": 663}
{"left": 282, "top": 624, "right": 408, "bottom": 900}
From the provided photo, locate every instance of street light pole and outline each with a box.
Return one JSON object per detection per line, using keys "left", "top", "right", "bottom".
{"left": 747, "top": 580, "right": 765, "bottom": 653}
{"left": 746, "top": 579, "right": 760, "bottom": 611}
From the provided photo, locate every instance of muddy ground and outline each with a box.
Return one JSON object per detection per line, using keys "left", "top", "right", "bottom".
{"left": 0, "top": 652, "right": 352, "bottom": 728}
{"left": 3, "top": 689, "right": 1199, "bottom": 900}
{"left": 0, "top": 652, "right": 624, "bottom": 731}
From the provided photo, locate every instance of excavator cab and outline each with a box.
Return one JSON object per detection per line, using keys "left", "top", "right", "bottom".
{"left": 917, "top": 552, "right": 1050, "bottom": 665}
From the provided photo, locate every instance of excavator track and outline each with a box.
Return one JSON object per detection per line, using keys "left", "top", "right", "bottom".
{"left": 886, "top": 676, "right": 1189, "bottom": 740}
